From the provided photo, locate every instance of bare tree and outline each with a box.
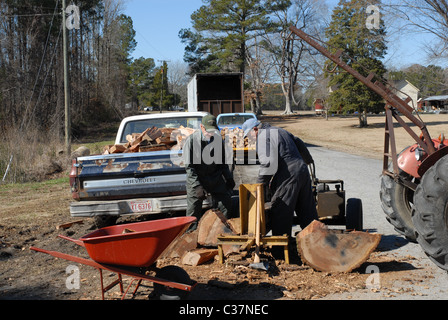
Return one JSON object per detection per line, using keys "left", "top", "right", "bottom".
{"left": 262, "top": 0, "right": 328, "bottom": 114}
{"left": 383, "top": 0, "right": 448, "bottom": 60}
{"left": 0, "top": 0, "right": 139, "bottom": 183}
{"left": 168, "top": 60, "right": 190, "bottom": 107}
{"left": 245, "top": 36, "right": 277, "bottom": 115}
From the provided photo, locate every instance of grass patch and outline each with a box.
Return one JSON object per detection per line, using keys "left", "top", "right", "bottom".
{"left": 1, "top": 118, "right": 118, "bottom": 183}
{"left": 73, "top": 140, "right": 115, "bottom": 155}
{"left": 0, "top": 174, "right": 71, "bottom": 225}
{"left": 0, "top": 175, "right": 69, "bottom": 192}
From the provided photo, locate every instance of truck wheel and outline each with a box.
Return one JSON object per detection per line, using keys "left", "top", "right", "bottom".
{"left": 380, "top": 170, "right": 417, "bottom": 242}
{"left": 412, "top": 155, "right": 448, "bottom": 271}
{"left": 346, "top": 198, "right": 363, "bottom": 231}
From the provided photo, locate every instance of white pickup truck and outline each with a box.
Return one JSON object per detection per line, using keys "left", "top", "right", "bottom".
{"left": 69, "top": 112, "right": 212, "bottom": 224}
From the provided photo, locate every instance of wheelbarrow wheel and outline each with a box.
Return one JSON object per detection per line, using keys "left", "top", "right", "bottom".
{"left": 153, "top": 266, "right": 192, "bottom": 300}
{"left": 346, "top": 198, "right": 363, "bottom": 231}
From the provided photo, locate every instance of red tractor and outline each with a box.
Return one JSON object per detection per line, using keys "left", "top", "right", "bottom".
{"left": 290, "top": 26, "right": 448, "bottom": 271}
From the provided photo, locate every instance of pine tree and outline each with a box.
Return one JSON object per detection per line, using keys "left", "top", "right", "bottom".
{"left": 127, "top": 57, "right": 156, "bottom": 108}
{"left": 181, "top": 0, "right": 289, "bottom": 75}
{"left": 150, "top": 62, "right": 174, "bottom": 112}
{"left": 325, "top": 0, "right": 387, "bottom": 127}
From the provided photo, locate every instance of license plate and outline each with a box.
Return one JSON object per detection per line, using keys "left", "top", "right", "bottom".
{"left": 129, "top": 200, "right": 153, "bottom": 213}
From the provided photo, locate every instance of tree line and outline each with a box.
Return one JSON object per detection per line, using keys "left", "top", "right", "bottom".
{"left": 1, "top": 0, "right": 118, "bottom": 137}
{"left": 180, "top": 0, "right": 448, "bottom": 123}
{"left": 0, "top": 0, "right": 178, "bottom": 183}
{"left": 0, "top": 0, "right": 179, "bottom": 141}
{"left": 1, "top": 0, "right": 448, "bottom": 137}
{"left": 1, "top": 0, "right": 448, "bottom": 183}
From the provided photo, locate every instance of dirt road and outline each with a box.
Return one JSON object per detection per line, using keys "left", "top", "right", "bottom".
{"left": 307, "top": 145, "right": 448, "bottom": 299}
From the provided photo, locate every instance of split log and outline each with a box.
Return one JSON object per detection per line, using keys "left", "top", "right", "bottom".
{"left": 139, "top": 144, "right": 169, "bottom": 152}
{"left": 146, "top": 126, "right": 163, "bottom": 141}
{"left": 182, "top": 248, "right": 218, "bottom": 266}
{"left": 103, "top": 126, "right": 197, "bottom": 155}
{"left": 106, "top": 126, "right": 190, "bottom": 154}
{"left": 125, "top": 127, "right": 163, "bottom": 148}
{"left": 161, "top": 229, "right": 198, "bottom": 259}
{"left": 171, "top": 126, "right": 196, "bottom": 150}
{"left": 220, "top": 127, "right": 256, "bottom": 149}
{"left": 158, "top": 128, "right": 176, "bottom": 143}
{"left": 296, "top": 219, "right": 327, "bottom": 240}
{"left": 57, "top": 220, "right": 84, "bottom": 230}
{"left": 197, "top": 209, "right": 236, "bottom": 246}
{"left": 131, "top": 127, "right": 152, "bottom": 146}
{"left": 109, "top": 145, "right": 126, "bottom": 154}
{"left": 126, "top": 134, "right": 136, "bottom": 143}
{"left": 160, "top": 212, "right": 240, "bottom": 260}
{"left": 296, "top": 220, "right": 381, "bottom": 273}
{"left": 124, "top": 144, "right": 140, "bottom": 153}
{"left": 197, "top": 210, "right": 240, "bottom": 256}
{"left": 102, "top": 145, "right": 113, "bottom": 155}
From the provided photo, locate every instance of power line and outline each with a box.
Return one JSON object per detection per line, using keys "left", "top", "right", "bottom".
{"left": 24, "top": 25, "right": 62, "bottom": 131}
{"left": 20, "top": 0, "right": 60, "bottom": 130}
{"left": 135, "top": 29, "right": 169, "bottom": 61}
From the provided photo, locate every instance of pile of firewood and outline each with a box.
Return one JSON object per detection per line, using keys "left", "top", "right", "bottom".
{"left": 220, "top": 127, "right": 256, "bottom": 149}
{"left": 102, "top": 126, "right": 257, "bottom": 155}
{"left": 170, "top": 126, "right": 196, "bottom": 150}
{"left": 161, "top": 209, "right": 240, "bottom": 266}
{"left": 103, "top": 126, "right": 196, "bottom": 154}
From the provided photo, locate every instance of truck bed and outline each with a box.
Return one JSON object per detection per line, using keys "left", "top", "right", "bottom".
{"left": 71, "top": 150, "right": 186, "bottom": 201}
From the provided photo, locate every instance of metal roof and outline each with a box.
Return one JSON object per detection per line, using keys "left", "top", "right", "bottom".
{"left": 424, "top": 95, "right": 448, "bottom": 101}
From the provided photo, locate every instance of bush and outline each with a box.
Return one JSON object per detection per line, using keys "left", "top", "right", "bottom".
{"left": 0, "top": 125, "right": 70, "bottom": 184}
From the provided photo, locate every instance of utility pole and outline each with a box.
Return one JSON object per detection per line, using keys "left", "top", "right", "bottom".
{"left": 62, "top": 0, "right": 71, "bottom": 155}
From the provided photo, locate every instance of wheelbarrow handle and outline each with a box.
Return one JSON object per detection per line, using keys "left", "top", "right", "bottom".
{"left": 58, "top": 234, "right": 85, "bottom": 247}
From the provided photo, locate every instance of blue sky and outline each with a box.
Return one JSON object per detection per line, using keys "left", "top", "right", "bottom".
{"left": 124, "top": 0, "right": 204, "bottom": 63}
{"left": 124, "top": 0, "right": 446, "bottom": 69}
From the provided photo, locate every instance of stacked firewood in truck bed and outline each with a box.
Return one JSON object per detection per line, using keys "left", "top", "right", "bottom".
{"left": 220, "top": 127, "right": 256, "bottom": 149}
{"left": 103, "top": 126, "right": 256, "bottom": 155}
{"left": 102, "top": 126, "right": 196, "bottom": 154}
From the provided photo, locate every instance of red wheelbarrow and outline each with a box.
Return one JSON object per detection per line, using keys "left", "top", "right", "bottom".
{"left": 30, "top": 216, "right": 197, "bottom": 300}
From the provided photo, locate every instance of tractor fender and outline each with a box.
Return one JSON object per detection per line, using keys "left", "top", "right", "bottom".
{"left": 398, "top": 140, "right": 448, "bottom": 179}
{"left": 418, "top": 145, "right": 448, "bottom": 177}
{"left": 397, "top": 145, "right": 422, "bottom": 179}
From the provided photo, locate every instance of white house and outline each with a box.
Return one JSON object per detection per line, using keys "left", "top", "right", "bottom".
{"left": 390, "top": 79, "right": 420, "bottom": 110}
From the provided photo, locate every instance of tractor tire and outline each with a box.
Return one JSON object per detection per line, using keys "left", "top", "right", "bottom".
{"left": 380, "top": 170, "right": 417, "bottom": 242}
{"left": 412, "top": 155, "right": 448, "bottom": 271}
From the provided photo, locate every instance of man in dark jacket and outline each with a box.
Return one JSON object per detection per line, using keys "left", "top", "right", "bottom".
{"left": 242, "top": 118, "right": 317, "bottom": 237}
{"left": 183, "top": 114, "right": 235, "bottom": 230}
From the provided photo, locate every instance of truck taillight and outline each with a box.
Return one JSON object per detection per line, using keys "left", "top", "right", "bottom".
{"left": 69, "top": 159, "right": 79, "bottom": 199}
